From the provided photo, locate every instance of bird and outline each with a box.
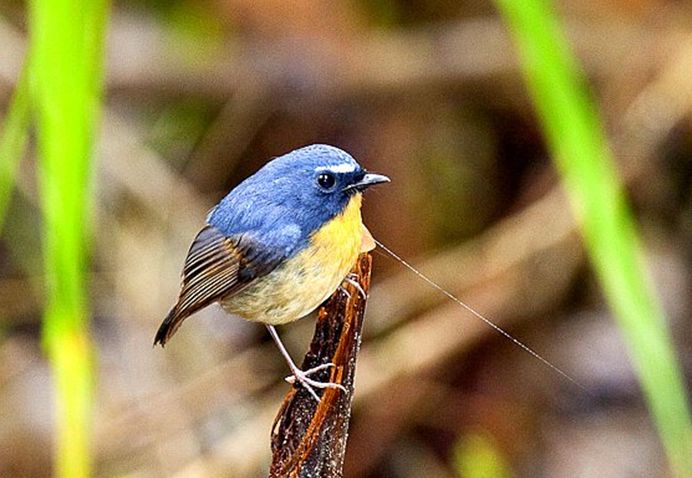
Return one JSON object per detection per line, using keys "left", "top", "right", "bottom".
{"left": 154, "top": 144, "right": 389, "bottom": 401}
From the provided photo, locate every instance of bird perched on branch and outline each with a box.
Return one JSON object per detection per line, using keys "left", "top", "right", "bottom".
{"left": 154, "top": 144, "right": 389, "bottom": 400}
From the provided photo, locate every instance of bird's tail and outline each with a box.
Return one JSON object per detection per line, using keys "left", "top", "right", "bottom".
{"left": 153, "top": 307, "right": 187, "bottom": 347}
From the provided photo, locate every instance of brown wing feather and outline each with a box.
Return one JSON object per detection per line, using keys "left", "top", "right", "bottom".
{"left": 154, "top": 225, "right": 246, "bottom": 346}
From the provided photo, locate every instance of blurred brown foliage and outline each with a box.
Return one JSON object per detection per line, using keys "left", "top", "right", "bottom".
{"left": 1, "top": 1, "right": 691, "bottom": 477}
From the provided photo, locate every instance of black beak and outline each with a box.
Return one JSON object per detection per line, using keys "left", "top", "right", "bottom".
{"left": 345, "top": 172, "right": 390, "bottom": 192}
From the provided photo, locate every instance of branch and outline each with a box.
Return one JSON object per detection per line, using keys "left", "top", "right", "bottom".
{"left": 269, "top": 253, "right": 372, "bottom": 477}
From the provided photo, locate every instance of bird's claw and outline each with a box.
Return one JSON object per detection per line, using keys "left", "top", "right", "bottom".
{"left": 342, "top": 273, "right": 367, "bottom": 300}
{"left": 284, "top": 363, "right": 346, "bottom": 402}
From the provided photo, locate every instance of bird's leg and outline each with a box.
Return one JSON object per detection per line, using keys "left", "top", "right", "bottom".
{"left": 342, "top": 273, "right": 367, "bottom": 300}
{"left": 265, "top": 325, "right": 346, "bottom": 403}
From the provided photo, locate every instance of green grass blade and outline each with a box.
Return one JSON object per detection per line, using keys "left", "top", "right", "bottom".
{"left": 28, "top": 0, "right": 109, "bottom": 476}
{"left": 493, "top": 1, "right": 692, "bottom": 476}
{"left": 0, "top": 64, "right": 30, "bottom": 234}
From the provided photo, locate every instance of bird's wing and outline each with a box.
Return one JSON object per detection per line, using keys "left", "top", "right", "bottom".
{"left": 154, "top": 224, "right": 294, "bottom": 346}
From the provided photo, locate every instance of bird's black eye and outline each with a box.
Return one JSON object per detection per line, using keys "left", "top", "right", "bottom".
{"left": 317, "top": 172, "right": 337, "bottom": 190}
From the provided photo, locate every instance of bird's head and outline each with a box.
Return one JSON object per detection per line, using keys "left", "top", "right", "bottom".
{"left": 209, "top": 145, "right": 389, "bottom": 239}
{"left": 221, "top": 145, "right": 388, "bottom": 229}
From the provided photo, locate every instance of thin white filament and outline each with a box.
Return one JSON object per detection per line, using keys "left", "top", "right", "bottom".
{"left": 374, "top": 239, "right": 586, "bottom": 392}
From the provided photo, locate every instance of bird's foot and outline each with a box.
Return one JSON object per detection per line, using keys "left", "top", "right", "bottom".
{"left": 285, "top": 363, "right": 346, "bottom": 402}
{"left": 342, "top": 273, "right": 367, "bottom": 300}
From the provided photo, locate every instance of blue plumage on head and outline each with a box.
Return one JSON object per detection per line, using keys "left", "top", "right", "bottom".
{"left": 208, "top": 144, "right": 364, "bottom": 253}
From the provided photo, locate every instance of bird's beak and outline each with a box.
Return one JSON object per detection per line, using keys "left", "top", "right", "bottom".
{"left": 345, "top": 172, "right": 390, "bottom": 192}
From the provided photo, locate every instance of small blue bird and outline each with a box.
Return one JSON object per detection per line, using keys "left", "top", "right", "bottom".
{"left": 154, "top": 144, "right": 389, "bottom": 400}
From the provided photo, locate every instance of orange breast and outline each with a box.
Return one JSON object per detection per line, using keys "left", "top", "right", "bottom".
{"left": 221, "top": 194, "right": 365, "bottom": 325}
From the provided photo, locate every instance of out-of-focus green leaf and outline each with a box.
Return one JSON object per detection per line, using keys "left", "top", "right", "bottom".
{"left": 453, "top": 432, "right": 512, "bottom": 478}
{"left": 28, "top": 0, "right": 109, "bottom": 476}
{"left": 494, "top": 1, "right": 692, "bottom": 476}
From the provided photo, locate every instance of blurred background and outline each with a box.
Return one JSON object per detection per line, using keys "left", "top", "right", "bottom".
{"left": 1, "top": 0, "right": 692, "bottom": 477}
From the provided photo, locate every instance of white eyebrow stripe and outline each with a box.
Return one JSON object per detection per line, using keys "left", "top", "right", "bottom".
{"left": 316, "top": 163, "right": 357, "bottom": 173}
